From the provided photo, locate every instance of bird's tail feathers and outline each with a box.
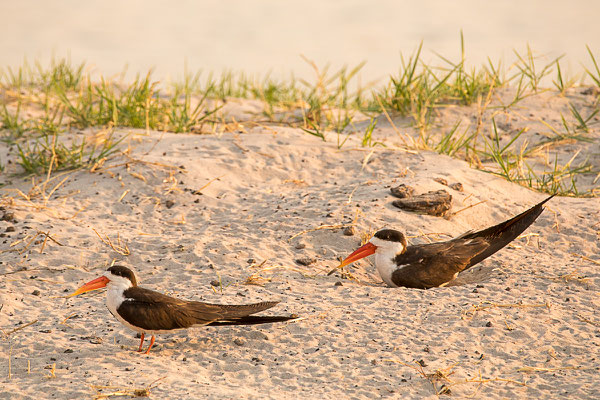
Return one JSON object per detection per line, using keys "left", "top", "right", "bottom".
{"left": 207, "top": 315, "right": 297, "bottom": 326}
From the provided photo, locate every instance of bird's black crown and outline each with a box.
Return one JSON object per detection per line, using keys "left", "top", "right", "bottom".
{"left": 374, "top": 229, "right": 407, "bottom": 246}
{"left": 107, "top": 265, "right": 137, "bottom": 286}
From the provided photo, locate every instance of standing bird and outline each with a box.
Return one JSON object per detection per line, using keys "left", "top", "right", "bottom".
{"left": 70, "top": 265, "right": 295, "bottom": 354}
{"left": 338, "top": 196, "right": 553, "bottom": 289}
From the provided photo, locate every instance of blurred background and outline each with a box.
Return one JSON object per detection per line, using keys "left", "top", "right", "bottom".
{"left": 1, "top": 0, "right": 599, "bottom": 82}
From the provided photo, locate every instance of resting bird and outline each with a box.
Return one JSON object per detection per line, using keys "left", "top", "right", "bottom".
{"left": 338, "top": 196, "right": 553, "bottom": 289}
{"left": 70, "top": 265, "right": 295, "bottom": 354}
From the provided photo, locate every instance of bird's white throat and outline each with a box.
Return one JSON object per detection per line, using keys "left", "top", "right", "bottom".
{"left": 370, "top": 237, "right": 406, "bottom": 288}
{"left": 103, "top": 272, "right": 134, "bottom": 318}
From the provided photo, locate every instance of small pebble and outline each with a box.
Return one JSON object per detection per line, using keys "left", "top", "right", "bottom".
{"left": 233, "top": 338, "right": 245, "bottom": 346}
{"left": 390, "top": 184, "right": 415, "bottom": 199}
{"left": 485, "top": 321, "right": 492, "bottom": 327}
{"left": 32, "top": 290, "right": 40, "bottom": 296}
{"left": 343, "top": 226, "right": 355, "bottom": 236}
{"left": 1, "top": 212, "right": 16, "bottom": 222}
{"left": 295, "top": 257, "right": 315, "bottom": 266}
{"left": 165, "top": 200, "right": 175, "bottom": 209}
{"left": 294, "top": 242, "right": 306, "bottom": 250}
{"left": 449, "top": 182, "right": 464, "bottom": 192}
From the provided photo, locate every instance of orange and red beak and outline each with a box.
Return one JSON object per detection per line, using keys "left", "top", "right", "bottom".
{"left": 69, "top": 276, "right": 110, "bottom": 297}
{"left": 338, "top": 242, "right": 377, "bottom": 268}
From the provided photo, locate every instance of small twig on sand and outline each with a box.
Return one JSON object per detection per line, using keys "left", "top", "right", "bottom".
{"left": 2, "top": 319, "right": 39, "bottom": 336}
{"left": 570, "top": 253, "right": 600, "bottom": 266}
{"left": 91, "top": 376, "right": 166, "bottom": 400}
{"left": 346, "top": 186, "right": 359, "bottom": 204}
{"left": 546, "top": 269, "right": 589, "bottom": 285}
{"left": 447, "top": 200, "right": 487, "bottom": 218}
{"left": 244, "top": 263, "right": 312, "bottom": 285}
{"left": 385, "top": 359, "right": 457, "bottom": 395}
{"left": 46, "top": 363, "right": 56, "bottom": 379}
{"left": 92, "top": 229, "right": 130, "bottom": 256}
{"left": 386, "top": 359, "right": 526, "bottom": 396}
{"left": 576, "top": 314, "right": 600, "bottom": 327}
{"left": 60, "top": 313, "right": 79, "bottom": 325}
{"left": 288, "top": 224, "right": 347, "bottom": 241}
{"left": 517, "top": 366, "right": 582, "bottom": 373}
{"left": 195, "top": 174, "right": 226, "bottom": 194}
{"left": 38, "top": 230, "right": 64, "bottom": 253}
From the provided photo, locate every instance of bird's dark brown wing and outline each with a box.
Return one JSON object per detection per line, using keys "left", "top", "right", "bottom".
{"left": 117, "top": 287, "right": 281, "bottom": 331}
{"left": 391, "top": 196, "right": 553, "bottom": 289}
{"left": 459, "top": 195, "right": 553, "bottom": 269}
{"left": 392, "top": 238, "right": 489, "bottom": 288}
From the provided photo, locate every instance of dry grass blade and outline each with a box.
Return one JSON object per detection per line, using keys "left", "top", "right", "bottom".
{"left": 385, "top": 359, "right": 456, "bottom": 395}
{"left": 374, "top": 94, "right": 412, "bottom": 147}
{"left": 575, "top": 314, "right": 600, "bottom": 327}
{"left": 447, "top": 200, "right": 487, "bottom": 218}
{"left": 547, "top": 269, "right": 589, "bottom": 285}
{"left": 37, "top": 230, "right": 64, "bottom": 253}
{"left": 9, "top": 231, "right": 42, "bottom": 254}
{"left": 92, "top": 228, "right": 131, "bottom": 255}
{"left": 2, "top": 320, "right": 39, "bottom": 336}
{"left": 288, "top": 224, "right": 347, "bottom": 241}
{"left": 517, "top": 366, "right": 582, "bottom": 373}
{"left": 91, "top": 376, "right": 166, "bottom": 399}
{"left": 46, "top": 363, "right": 56, "bottom": 379}
{"left": 244, "top": 263, "right": 313, "bottom": 285}
{"left": 118, "top": 189, "right": 130, "bottom": 202}
{"left": 60, "top": 313, "right": 79, "bottom": 325}
{"left": 570, "top": 253, "right": 600, "bottom": 266}
{"left": 4, "top": 230, "right": 61, "bottom": 255}
{"left": 386, "top": 359, "right": 527, "bottom": 396}
{"left": 195, "top": 174, "right": 226, "bottom": 193}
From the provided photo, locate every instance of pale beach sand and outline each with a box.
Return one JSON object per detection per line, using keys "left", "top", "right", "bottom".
{"left": 0, "top": 94, "right": 599, "bottom": 398}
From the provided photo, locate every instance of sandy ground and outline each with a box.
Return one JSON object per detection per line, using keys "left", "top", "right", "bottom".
{"left": 1, "top": 104, "right": 599, "bottom": 398}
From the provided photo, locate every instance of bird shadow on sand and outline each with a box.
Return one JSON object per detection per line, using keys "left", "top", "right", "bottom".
{"left": 446, "top": 264, "right": 499, "bottom": 287}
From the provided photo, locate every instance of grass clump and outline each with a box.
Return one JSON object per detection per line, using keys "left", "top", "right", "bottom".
{"left": 0, "top": 41, "right": 598, "bottom": 197}
{"left": 16, "top": 130, "right": 123, "bottom": 174}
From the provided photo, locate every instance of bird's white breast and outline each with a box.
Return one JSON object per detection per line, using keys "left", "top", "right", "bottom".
{"left": 374, "top": 253, "right": 400, "bottom": 288}
{"left": 105, "top": 287, "right": 145, "bottom": 334}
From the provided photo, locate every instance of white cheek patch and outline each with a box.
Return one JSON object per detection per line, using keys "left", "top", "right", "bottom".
{"left": 370, "top": 236, "right": 408, "bottom": 288}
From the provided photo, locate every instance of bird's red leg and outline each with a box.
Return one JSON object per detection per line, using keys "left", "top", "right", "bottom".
{"left": 144, "top": 335, "right": 156, "bottom": 354}
{"left": 137, "top": 333, "right": 145, "bottom": 352}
